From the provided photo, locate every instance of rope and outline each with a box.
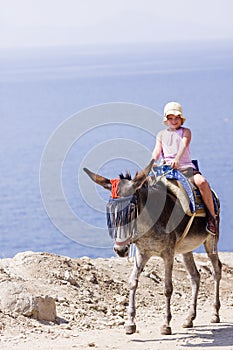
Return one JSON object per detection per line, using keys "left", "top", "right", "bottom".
{"left": 175, "top": 212, "right": 197, "bottom": 250}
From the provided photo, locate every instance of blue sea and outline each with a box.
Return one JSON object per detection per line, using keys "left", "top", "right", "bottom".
{"left": 0, "top": 41, "right": 233, "bottom": 259}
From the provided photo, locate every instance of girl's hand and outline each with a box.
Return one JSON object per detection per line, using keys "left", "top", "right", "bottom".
{"left": 171, "top": 159, "right": 180, "bottom": 169}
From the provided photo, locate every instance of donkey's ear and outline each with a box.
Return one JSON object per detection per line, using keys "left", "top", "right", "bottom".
{"left": 132, "top": 159, "right": 154, "bottom": 190}
{"left": 83, "top": 168, "right": 112, "bottom": 190}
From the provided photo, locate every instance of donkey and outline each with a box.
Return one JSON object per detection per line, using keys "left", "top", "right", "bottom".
{"left": 84, "top": 160, "right": 222, "bottom": 335}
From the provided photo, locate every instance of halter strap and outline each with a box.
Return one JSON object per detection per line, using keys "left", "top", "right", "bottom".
{"left": 110, "top": 178, "right": 120, "bottom": 198}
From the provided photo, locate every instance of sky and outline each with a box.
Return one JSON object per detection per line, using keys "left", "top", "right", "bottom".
{"left": 0, "top": 0, "right": 233, "bottom": 49}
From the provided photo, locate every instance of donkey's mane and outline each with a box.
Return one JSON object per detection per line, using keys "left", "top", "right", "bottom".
{"left": 119, "top": 171, "right": 132, "bottom": 180}
{"left": 119, "top": 171, "right": 150, "bottom": 189}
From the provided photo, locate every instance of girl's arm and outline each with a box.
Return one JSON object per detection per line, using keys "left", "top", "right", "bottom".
{"left": 152, "top": 131, "right": 163, "bottom": 162}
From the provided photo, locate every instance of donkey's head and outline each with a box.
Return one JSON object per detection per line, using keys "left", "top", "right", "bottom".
{"left": 83, "top": 160, "right": 154, "bottom": 257}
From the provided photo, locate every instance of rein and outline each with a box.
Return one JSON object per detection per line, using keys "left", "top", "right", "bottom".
{"left": 150, "top": 166, "right": 173, "bottom": 186}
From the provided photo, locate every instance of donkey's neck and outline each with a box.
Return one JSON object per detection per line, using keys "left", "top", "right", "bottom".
{"left": 135, "top": 184, "right": 177, "bottom": 238}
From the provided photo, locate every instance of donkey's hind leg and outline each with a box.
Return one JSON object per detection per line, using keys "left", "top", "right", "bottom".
{"left": 182, "top": 252, "right": 200, "bottom": 328}
{"left": 204, "top": 236, "right": 222, "bottom": 323}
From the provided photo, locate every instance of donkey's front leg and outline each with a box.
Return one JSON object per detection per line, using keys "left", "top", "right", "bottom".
{"left": 161, "top": 254, "right": 174, "bottom": 335}
{"left": 125, "top": 249, "right": 149, "bottom": 335}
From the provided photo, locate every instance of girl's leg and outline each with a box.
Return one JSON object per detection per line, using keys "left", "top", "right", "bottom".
{"left": 193, "top": 174, "right": 215, "bottom": 216}
{"left": 193, "top": 173, "right": 216, "bottom": 234}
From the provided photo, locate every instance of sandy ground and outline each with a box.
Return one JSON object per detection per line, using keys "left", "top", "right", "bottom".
{"left": 0, "top": 251, "right": 232, "bottom": 350}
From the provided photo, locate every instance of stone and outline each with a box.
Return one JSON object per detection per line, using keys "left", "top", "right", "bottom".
{"left": 0, "top": 281, "right": 56, "bottom": 321}
{"left": 64, "top": 270, "right": 76, "bottom": 285}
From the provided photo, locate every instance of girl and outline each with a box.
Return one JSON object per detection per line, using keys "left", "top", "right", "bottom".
{"left": 152, "top": 101, "right": 216, "bottom": 234}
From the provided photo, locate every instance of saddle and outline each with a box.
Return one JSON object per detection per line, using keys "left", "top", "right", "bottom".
{"left": 151, "top": 165, "right": 220, "bottom": 217}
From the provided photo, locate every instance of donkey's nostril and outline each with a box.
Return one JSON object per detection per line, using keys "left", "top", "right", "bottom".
{"left": 114, "top": 245, "right": 129, "bottom": 257}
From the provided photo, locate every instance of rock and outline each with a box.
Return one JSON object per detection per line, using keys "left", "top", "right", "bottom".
{"left": 31, "top": 296, "right": 56, "bottom": 321}
{"left": 196, "top": 261, "right": 212, "bottom": 274}
{"left": 86, "top": 274, "right": 98, "bottom": 283}
{"left": 88, "top": 342, "right": 96, "bottom": 347}
{"left": 64, "top": 270, "right": 77, "bottom": 285}
{"left": 0, "top": 281, "right": 56, "bottom": 321}
{"left": 115, "top": 295, "right": 127, "bottom": 305}
{"left": 144, "top": 270, "right": 161, "bottom": 283}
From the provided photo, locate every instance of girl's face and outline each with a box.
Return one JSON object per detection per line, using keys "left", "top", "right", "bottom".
{"left": 166, "top": 114, "right": 182, "bottom": 130}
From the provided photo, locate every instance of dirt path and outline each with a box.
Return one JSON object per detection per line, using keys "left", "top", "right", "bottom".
{"left": 0, "top": 251, "right": 232, "bottom": 349}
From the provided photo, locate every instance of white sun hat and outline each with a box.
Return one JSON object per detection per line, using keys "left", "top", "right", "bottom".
{"left": 163, "top": 102, "right": 186, "bottom": 125}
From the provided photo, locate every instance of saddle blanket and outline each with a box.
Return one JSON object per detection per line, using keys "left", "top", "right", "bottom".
{"left": 151, "top": 165, "right": 219, "bottom": 217}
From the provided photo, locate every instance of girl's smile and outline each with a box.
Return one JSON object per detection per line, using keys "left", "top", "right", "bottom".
{"left": 167, "top": 115, "right": 182, "bottom": 130}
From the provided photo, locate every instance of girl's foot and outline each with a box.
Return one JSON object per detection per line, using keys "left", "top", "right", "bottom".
{"left": 206, "top": 216, "right": 216, "bottom": 235}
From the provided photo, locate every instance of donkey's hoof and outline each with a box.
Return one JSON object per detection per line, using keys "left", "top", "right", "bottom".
{"left": 160, "top": 325, "right": 172, "bottom": 335}
{"left": 125, "top": 324, "right": 136, "bottom": 335}
{"left": 211, "top": 315, "right": 220, "bottom": 323}
{"left": 182, "top": 320, "right": 193, "bottom": 328}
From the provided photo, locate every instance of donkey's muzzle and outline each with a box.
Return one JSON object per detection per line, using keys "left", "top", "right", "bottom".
{"left": 114, "top": 244, "right": 129, "bottom": 258}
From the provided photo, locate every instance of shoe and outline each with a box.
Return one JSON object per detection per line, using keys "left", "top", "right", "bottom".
{"left": 206, "top": 216, "right": 216, "bottom": 235}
